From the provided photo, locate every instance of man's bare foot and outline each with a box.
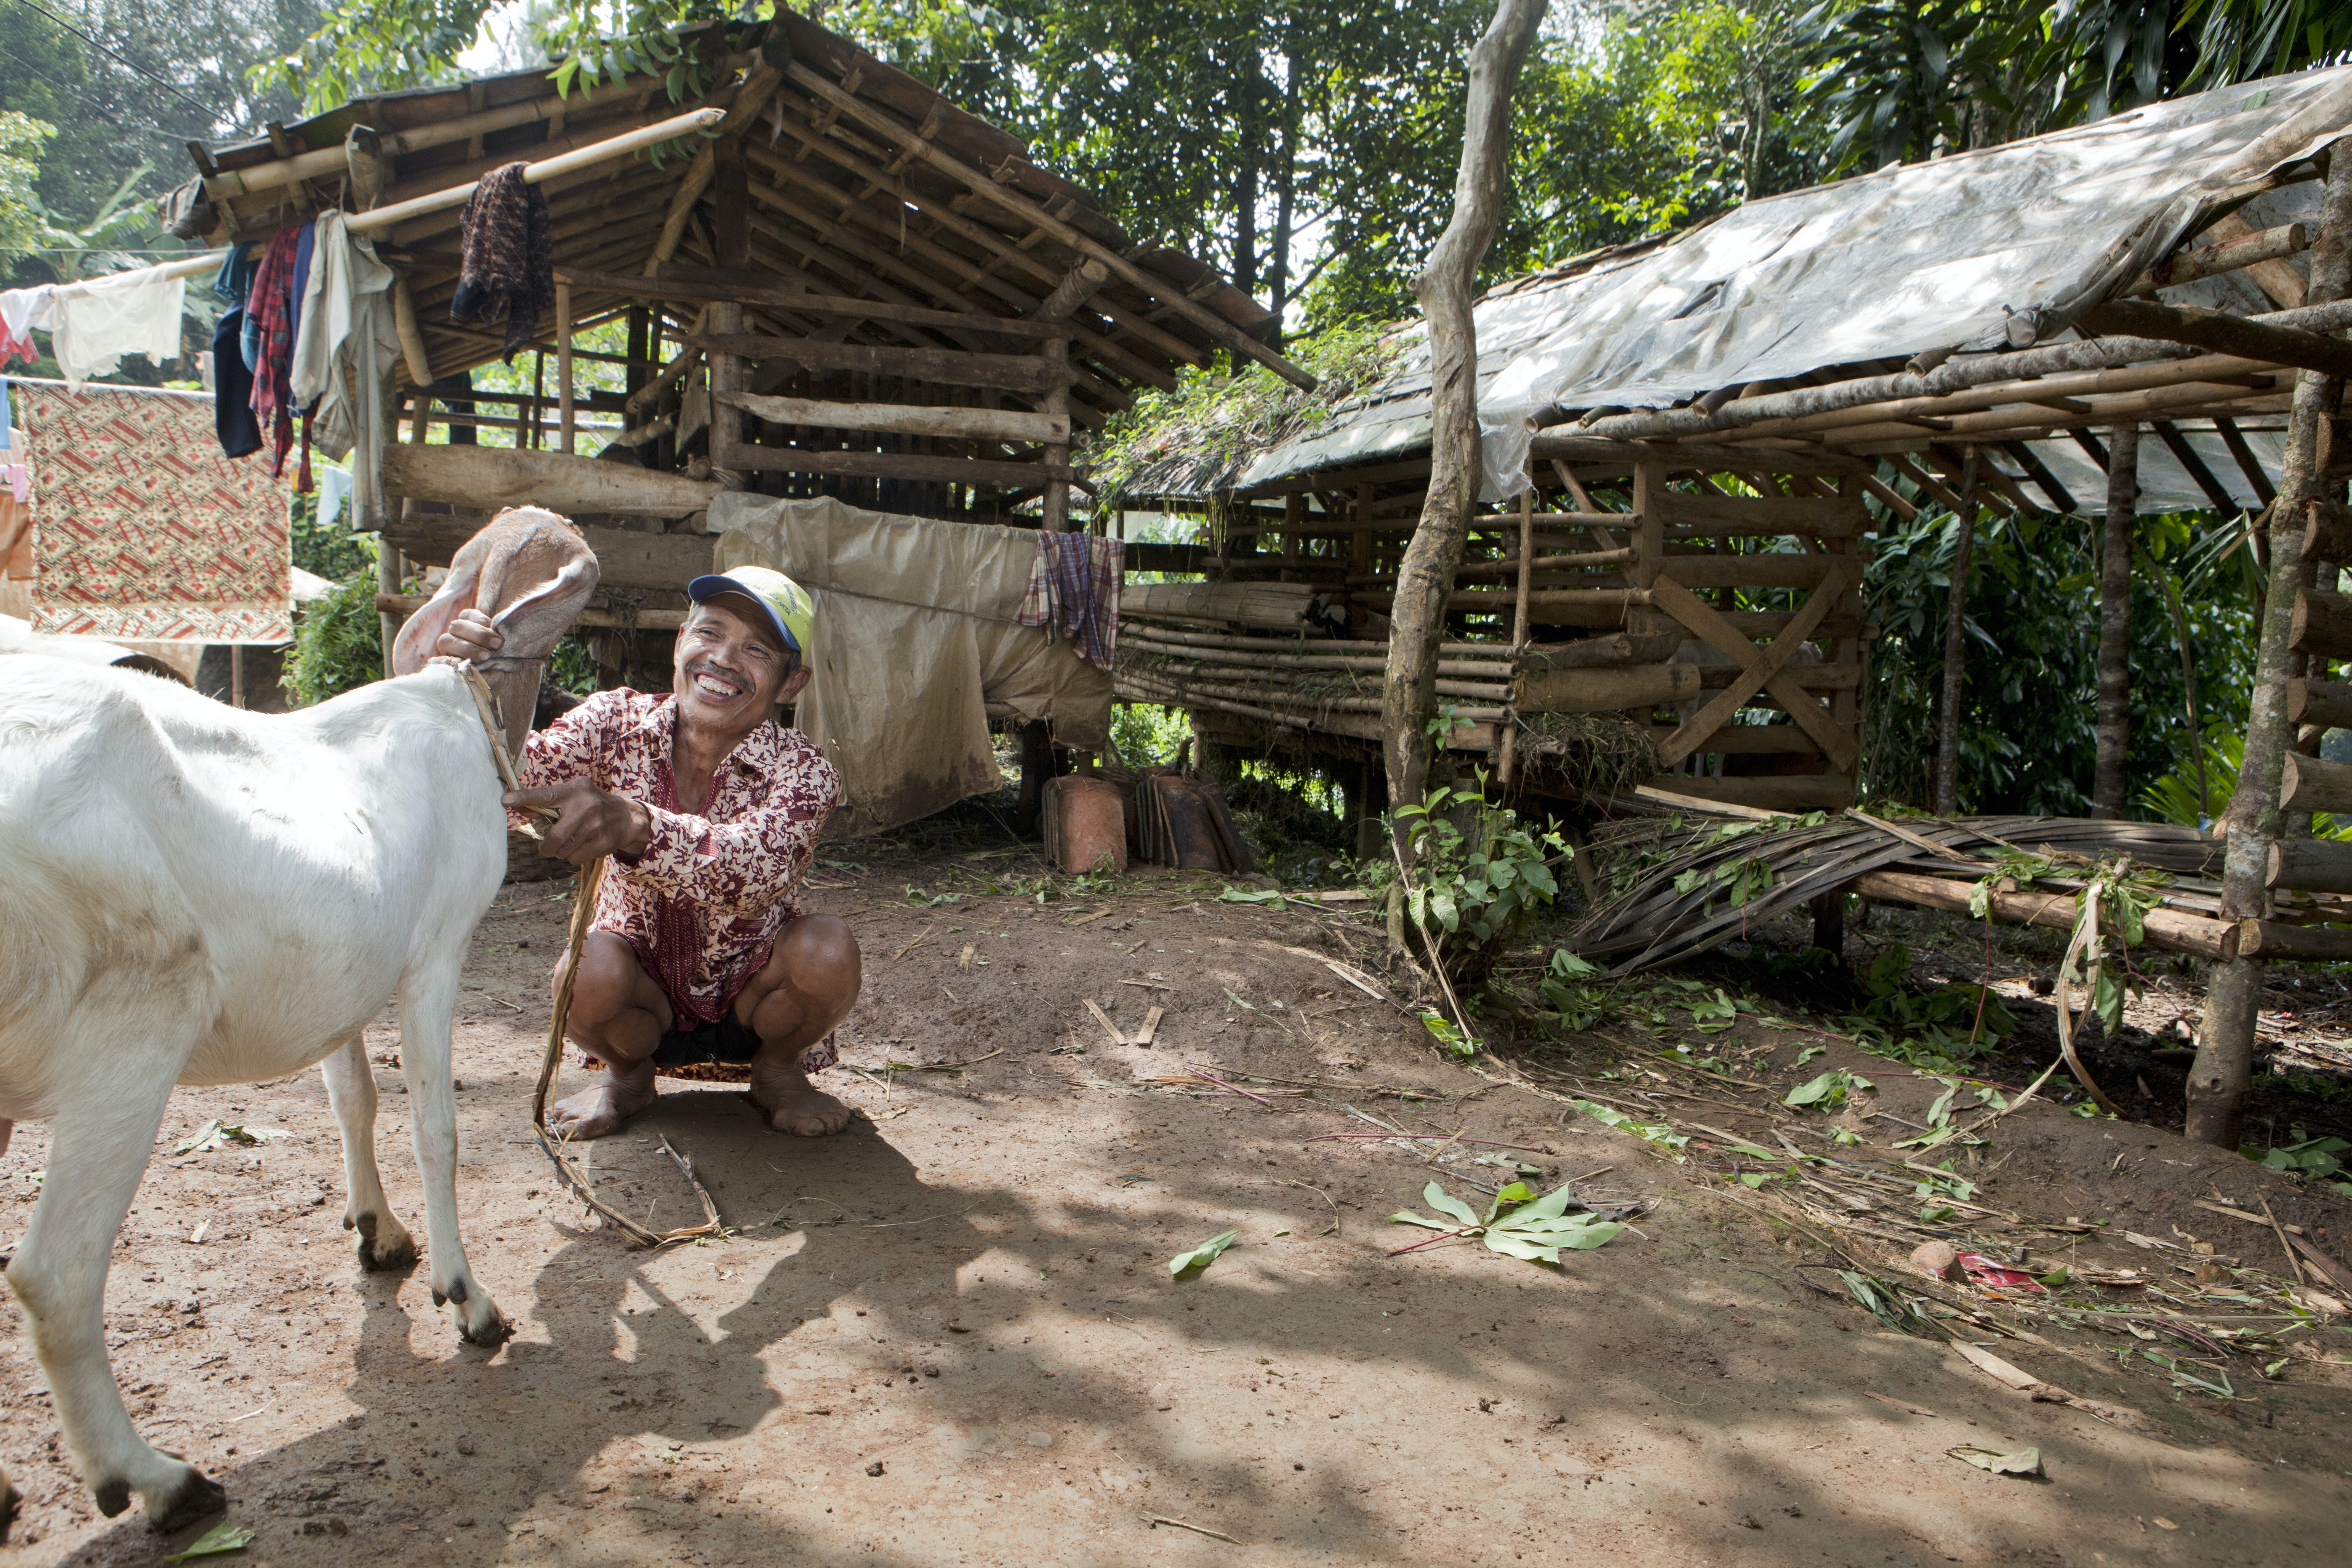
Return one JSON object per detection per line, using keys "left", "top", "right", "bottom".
{"left": 745, "top": 1058, "right": 854, "bottom": 1136}
{"left": 546, "top": 1059, "right": 659, "bottom": 1139}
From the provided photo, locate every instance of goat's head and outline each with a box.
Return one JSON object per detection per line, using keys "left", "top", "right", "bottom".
{"left": 390, "top": 507, "right": 599, "bottom": 757}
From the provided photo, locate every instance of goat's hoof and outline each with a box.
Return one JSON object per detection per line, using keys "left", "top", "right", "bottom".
{"left": 351, "top": 1212, "right": 415, "bottom": 1273}
{"left": 149, "top": 1467, "right": 227, "bottom": 1533}
{"left": 454, "top": 1294, "right": 511, "bottom": 1347}
{"left": 0, "top": 1466, "right": 15, "bottom": 1542}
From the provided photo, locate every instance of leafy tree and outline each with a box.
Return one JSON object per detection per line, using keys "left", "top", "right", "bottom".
{"left": 0, "top": 110, "right": 53, "bottom": 258}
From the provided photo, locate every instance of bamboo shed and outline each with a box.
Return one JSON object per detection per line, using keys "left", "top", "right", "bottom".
{"left": 1110, "top": 67, "right": 2352, "bottom": 837}
{"left": 181, "top": 10, "right": 1293, "bottom": 699}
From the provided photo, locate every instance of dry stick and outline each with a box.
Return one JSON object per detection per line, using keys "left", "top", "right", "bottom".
{"left": 462, "top": 670, "right": 723, "bottom": 1250}
{"left": 1144, "top": 1516, "right": 1240, "bottom": 1545}
{"left": 1181, "top": 1065, "right": 1275, "bottom": 1106}
{"left": 1302, "top": 1131, "right": 1550, "bottom": 1152}
{"left": 2260, "top": 1195, "right": 2310, "bottom": 1285}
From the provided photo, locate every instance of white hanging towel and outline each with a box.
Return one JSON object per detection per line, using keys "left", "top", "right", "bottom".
{"left": 49, "top": 269, "right": 184, "bottom": 387}
{"left": 0, "top": 286, "right": 55, "bottom": 342}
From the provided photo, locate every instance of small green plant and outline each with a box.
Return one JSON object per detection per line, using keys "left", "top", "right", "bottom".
{"left": 1573, "top": 1099, "right": 1689, "bottom": 1157}
{"left": 283, "top": 567, "right": 385, "bottom": 706}
{"left": 1539, "top": 949, "right": 1612, "bottom": 1032}
{"left": 1371, "top": 771, "right": 1568, "bottom": 985}
{"left": 1840, "top": 944, "right": 2015, "bottom": 1068}
{"left": 2246, "top": 1134, "right": 2352, "bottom": 1197}
{"left": 1388, "top": 1180, "right": 1623, "bottom": 1264}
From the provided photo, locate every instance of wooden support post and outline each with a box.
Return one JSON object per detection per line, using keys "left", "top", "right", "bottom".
{"left": 1498, "top": 485, "right": 1534, "bottom": 784}
{"left": 556, "top": 281, "right": 576, "bottom": 456}
{"left": 230, "top": 644, "right": 245, "bottom": 710}
{"left": 1351, "top": 482, "right": 1374, "bottom": 632}
{"left": 2193, "top": 136, "right": 2352, "bottom": 1148}
{"left": 1810, "top": 889, "right": 1846, "bottom": 961}
{"left": 1015, "top": 720, "right": 1057, "bottom": 834}
{"left": 1282, "top": 491, "right": 1302, "bottom": 581}
{"left": 708, "top": 302, "right": 745, "bottom": 473}
{"left": 1934, "top": 448, "right": 1979, "bottom": 815}
{"left": 1043, "top": 336, "right": 1072, "bottom": 531}
{"left": 2092, "top": 423, "right": 2138, "bottom": 817}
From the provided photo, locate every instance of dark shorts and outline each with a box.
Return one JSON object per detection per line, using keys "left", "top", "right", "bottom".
{"left": 651, "top": 1010, "right": 765, "bottom": 1069}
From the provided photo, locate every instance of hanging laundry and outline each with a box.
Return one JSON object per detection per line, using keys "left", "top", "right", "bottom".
{"left": 312, "top": 461, "right": 353, "bottom": 530}
{"left": 451, "top": 162, "right": 553, "bottom": 362}
{"left": 289, "top": 213, "right": 399, "bottom": 531}
{"left": 1015, "top": 531, "right": 1124, "bottom": 672}
{"left": 48, "top": 268, "right": 184, "bottom": 387}
{"left": 211, "top": 243, "right": 260, "bottom": 308}
{"left": 246, "top": 223, "right": 308, "bottom": 478}
{"left": 0, "top": 286, "right": 54, "bottom": 366}
{"left": 212, "top": 307, "right": 260, "bottom": 460}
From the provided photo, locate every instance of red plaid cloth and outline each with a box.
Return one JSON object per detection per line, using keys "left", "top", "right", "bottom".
{"left": 1016, "top": 531, "right": 1122, "bottom": 671}
{"left": 245, "top": 225, "right": 303, "bottom": 477}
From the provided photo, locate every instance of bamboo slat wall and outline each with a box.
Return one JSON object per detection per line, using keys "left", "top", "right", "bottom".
{"left": 1114, "top": 446, "right": 1875, "bottom": 812}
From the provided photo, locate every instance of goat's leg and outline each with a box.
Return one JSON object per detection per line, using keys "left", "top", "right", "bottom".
{"left": 320, "top": 1032, "right": 415, "bottom": 1271}
{"left": 396, "top": 966, "right": 507, "bottom": 1346}
{"left": 7, "top": 1081, "right": 224, "bottom": 1529}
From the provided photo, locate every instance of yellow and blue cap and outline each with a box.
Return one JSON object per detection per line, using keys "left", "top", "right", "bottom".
{"left": 687, "top": 565, "right": 814, "bottom": 658}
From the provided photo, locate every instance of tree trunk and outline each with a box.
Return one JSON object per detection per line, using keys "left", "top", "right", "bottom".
{"left": 1379, "top": 0, "right": 1547, "bottom": 860}
{"left": 2189, "top": 137, "right": 2352, "bottom": 1147}
{"left": 2092, "top": 423, "right": 2139, "bottom": 818}
{"left": 1933, "top": 447, "right": 1979, "bottom": 815}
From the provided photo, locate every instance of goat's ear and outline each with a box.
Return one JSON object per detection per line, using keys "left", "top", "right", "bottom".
{"left": 489, "top": 554, "right": 599, "bottom": 655}
{"left": 389, "top": 568, "right": 481, "bottom": 676}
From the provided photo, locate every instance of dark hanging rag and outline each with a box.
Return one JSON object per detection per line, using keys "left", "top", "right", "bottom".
{"left": 451, "top": 162, "right": 553, "bottom": 362}
{"left": 212, "top": 307, "right": 261, "bottom": 460}
{"left": 245, "top": 222, "right": 308, "bottom": 477}
{"left": 1015, "top": 531, "right": 1124, "bottom": 671}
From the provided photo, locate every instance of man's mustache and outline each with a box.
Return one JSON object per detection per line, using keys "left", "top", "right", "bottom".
{"left": 683, "top": 660, "right": 751, "bottom": 691}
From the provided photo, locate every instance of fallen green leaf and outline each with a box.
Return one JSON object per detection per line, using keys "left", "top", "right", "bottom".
{"left": 1947, "top": 1445, "right": 2043, "bottom": 1477}
{"left": 164, "top": 1522, "right": 255, "bottom": 1560}
{"left": 1168, "top": 1229, "right": 1239, "bottom": 1276}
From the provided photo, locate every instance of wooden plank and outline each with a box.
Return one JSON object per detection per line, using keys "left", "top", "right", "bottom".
{"left": 723, "top": 444, "right": 1074, "bottom": 488}
{"left": 1517, "top": 662, "right": 1700, "bottom": 714}
{"left": 1124, "top": 542, "right": 1207, "bottom": 575}
{"left": 1654, "top": 490, "right": 1869, "bottom": 535}
{"left": 2237, "top": 920, "right": 2352, "bottom": 961}
{"left": 2290, "top": 587, "right": 2352, "bottom": 660}
{"left": 380, "top": 443, "right": 721, "bottom": 518}
{"left": 558, "top": 265, "right": 1071, "bottom": 339}
{"left": 1651, "top": 562, "right": 1855, "bottom": 767}
{"left": 1855, "top": 870, "right": 2237, "bottom": 961}
{"left": 1656, "top": 553, "right": 1854, "bottom": 591}
{"left": 2289, "top": 675, "right": 2352, "bottom": 729}
{"left": 2268, "top": 837, "right": 2352, "bottom": 894}
{"left": 2282, "top": 753, "right": 2352, "bottom": 816}
{"left": 1529, "top": 434, "right": 1870, "bottom": 479}
{"left": 718, "top": 390, "right": 1067, "bottom": 443}
{"left": 1657, "top": 773, "right": 1857, "bottom": 812}
{"left": 1643, "top": 724, "right": 1819, "bottom": 755}
{"left": 690, "top": 333, "right": 1064, "bottom": 393}
{"left": 380, "top": 515, "right": 714, "bottom": 592}
{"left": 1646, "top": 573, "right": 1860, "bottom": 769}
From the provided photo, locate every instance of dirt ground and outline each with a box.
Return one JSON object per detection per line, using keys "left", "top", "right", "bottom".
{"left": 3, "top": 827, "right": 2350, "bottom": 1568}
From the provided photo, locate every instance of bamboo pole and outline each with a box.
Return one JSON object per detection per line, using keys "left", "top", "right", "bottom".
{"left": 2093, "top": 424, "right": 2139, "bottom": 818}
{"left": 1121, "top": 626, "right": 1513, "bottom": 660}
{"left": 556, "top": 281, "right": 576, "bottom": 456}
{"left": 2125, "top": 221, "right": 2309, "bottom": 296}
{"left": 1933, "top": 449, "right": 1979, "bottom": 815}
{"left": 2191, "top": 136, "right": 2352, "bottom": 1149}
{"left": 344, "top": 107, "right": 726, "bottom": 239}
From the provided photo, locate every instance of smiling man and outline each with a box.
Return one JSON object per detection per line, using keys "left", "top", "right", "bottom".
{"left": 436, "top": 565, "right": 861, "bottom": 1138}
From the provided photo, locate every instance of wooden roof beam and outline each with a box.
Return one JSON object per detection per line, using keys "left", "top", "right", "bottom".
{"left": 746, "top": 154, "right": 1173, "bottom": 391}
{"left": 747, "top": 122, "right": 1199, "bottom": 369}
{"left": 781, "top": 60, "right": 1310, "bottom": 389}
{"left": 2076, "top": 298, "right": 2352, "bottom": 378}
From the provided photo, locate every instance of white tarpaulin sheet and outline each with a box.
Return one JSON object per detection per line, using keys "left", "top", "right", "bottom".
{"left": 710, "top": 494, "right": 1112, "bottom": 838}
{"left": 1222, "top": 65, "right": 2352, "bottom": 512}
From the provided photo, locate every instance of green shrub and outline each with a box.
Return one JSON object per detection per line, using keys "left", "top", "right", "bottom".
{"left": 283, "top": 569, "right": 384, "bottom": 706}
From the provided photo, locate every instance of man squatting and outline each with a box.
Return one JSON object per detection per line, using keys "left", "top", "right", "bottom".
{"left": 436, "top": 564, "right": 863, "bottom": 1138}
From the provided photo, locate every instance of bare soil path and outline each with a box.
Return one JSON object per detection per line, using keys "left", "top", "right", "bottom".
{"left": 2, "top": 853, "right": 2346, "bottom": 1567}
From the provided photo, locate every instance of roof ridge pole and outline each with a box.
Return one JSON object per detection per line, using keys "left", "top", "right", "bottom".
{"left": 1380, "top": 0, "right": 1546, "bottom": 896}
{"left": 2190, "top": 137, "right": 2352, "bottom": 1148}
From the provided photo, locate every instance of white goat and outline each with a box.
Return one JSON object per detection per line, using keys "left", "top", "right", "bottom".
{"left": 0, "top": 510, "right": 593, "bottom": 1532}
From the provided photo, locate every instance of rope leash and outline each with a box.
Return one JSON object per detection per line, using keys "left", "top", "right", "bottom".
{"left": 459, "top": 664, "right": 723, "bottom": 1249}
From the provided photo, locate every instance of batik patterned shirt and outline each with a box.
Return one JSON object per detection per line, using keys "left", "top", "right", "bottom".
{"left": 513, "top": 689, "right": 842, "bottom": 1024}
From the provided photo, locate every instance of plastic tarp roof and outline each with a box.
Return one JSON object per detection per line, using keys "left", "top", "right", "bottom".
{"left": 1220, "top": 64, "right": 2352, "bottom": 514}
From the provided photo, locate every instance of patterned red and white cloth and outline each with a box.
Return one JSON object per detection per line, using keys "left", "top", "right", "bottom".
{"left": 513, "top": 689, "right": 844, "bottom": 1049}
